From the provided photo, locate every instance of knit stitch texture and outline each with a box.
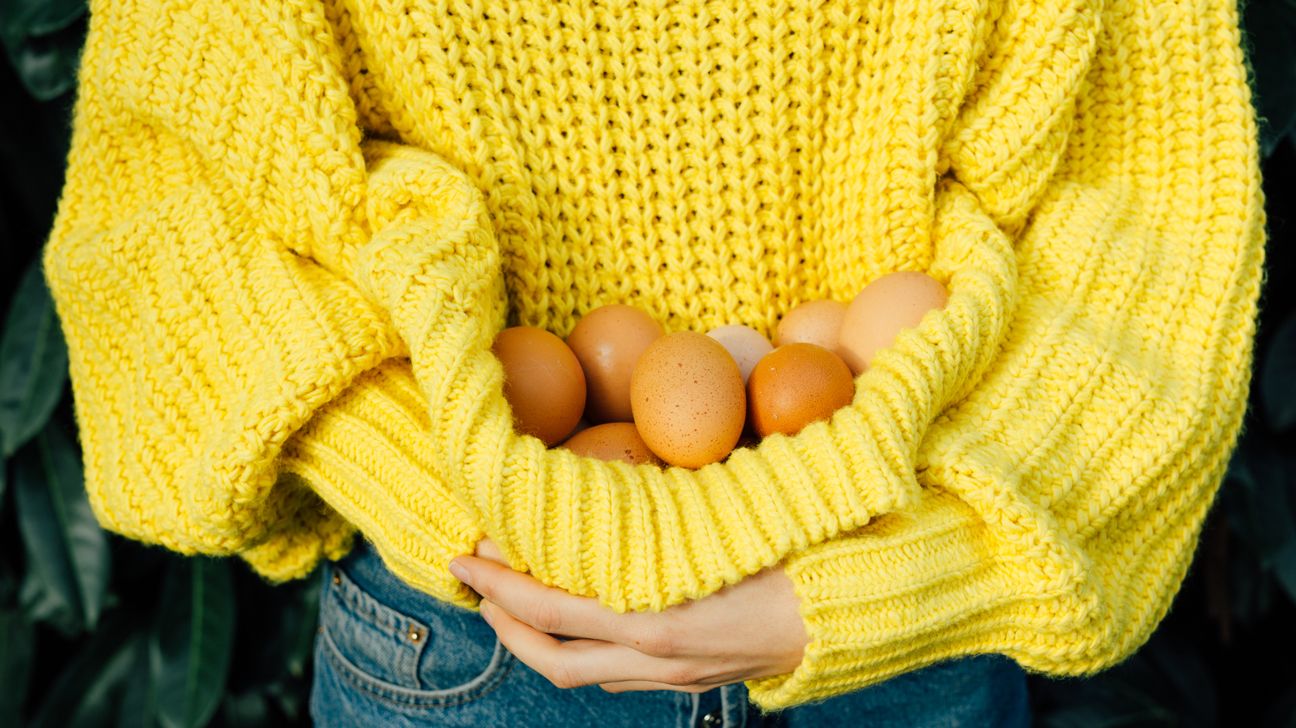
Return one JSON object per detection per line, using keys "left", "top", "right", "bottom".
{"left": 44, "top": 0, "right": 1266, "bottom": 710}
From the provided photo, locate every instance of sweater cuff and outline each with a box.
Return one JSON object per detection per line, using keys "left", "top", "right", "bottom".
{"left": 745, "top": 488, "right": 1045, "bottom": 711}
{"left": 237, "top": 479, "right": 357, "bottom": 582}
{"left": 278, "top": 357, "right": 485, "bottom": 608}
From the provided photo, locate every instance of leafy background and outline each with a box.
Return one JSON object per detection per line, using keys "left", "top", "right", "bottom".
{"left": 1, "top": 0, "right": 1293, "bottom": 725}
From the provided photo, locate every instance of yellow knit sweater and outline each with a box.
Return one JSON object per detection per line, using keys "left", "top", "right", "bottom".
{"left": 44, "top": 0, "right": 1266, "bottom": 710}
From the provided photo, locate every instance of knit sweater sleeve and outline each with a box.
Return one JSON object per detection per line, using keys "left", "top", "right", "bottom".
{"left": 41, "top": 0, "right": 486, "bottom": 603}
{"left": 744, "top": 0, "right": 1267, "bottom": 710}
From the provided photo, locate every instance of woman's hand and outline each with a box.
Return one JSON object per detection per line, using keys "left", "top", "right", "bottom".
{"left": 448, "top": 539, "right": 809, "bottom": 693}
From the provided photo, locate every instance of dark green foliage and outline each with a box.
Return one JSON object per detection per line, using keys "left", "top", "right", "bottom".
{"left": 1262, "top": 313, "right": 1296, "bottom": 431}
{"left": 14, "top": 421, "right": 108, "bottom": 633}
{"left": 153, "top": 558, "right": 235, "bottom": 728}
{"left": 0, "top": 0, "right": 87, "bottom": 100}
{"left": 0, "top": 259, "right": 68, "bottom": 457}
{"left": 28, "top": 610, "right": 144, "bottom": 728}
{"left": 1034, "top": 633, "right": 1219, "bottom": 728}
{"left": 1, "top": 0, "right": 1294, "bottom": 725}
{"left": 0, "top": 610, "right": 34, "bottom": 726}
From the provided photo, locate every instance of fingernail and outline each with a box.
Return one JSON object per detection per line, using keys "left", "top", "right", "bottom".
{"left": 479, "top": 600, "right": 494, "bottom": 624}
{"left": 449, "top": 559, "right": 471, "bottom": 584}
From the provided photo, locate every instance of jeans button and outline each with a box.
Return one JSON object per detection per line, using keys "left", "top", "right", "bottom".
{"left": 700, "top": 711, "right": 723, "bottom": 727}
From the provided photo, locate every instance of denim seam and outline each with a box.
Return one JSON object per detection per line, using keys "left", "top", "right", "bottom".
{"left": 323, "top": 565, "right": 427, "bottom": 684}
{"left": 320, "top": 622, "right": 516, "bottom": 707}
{"left": 330, "top": 563, "right": 429, "bottom": 637}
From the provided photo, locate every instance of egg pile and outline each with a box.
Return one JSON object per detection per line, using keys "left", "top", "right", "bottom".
{"left": 490, "top": 271, "right": 949, "bottom": 468}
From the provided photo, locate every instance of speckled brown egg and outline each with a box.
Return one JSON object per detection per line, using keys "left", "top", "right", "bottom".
{"left": 566, "top": 304, "right": 664, "bottom": 423}
{"left": 492, "top": 326, "right": 587, "bottom": 446}
{"left": 838, "top": 271, "right": 949, "bottom": 375}
{"left": 747, "top": 343, "right": 855, "bottom": 438}
{"left": 775, "top": 300, "right": 847, "bottom": 350}
{"left": 706, "top": 324, "right": 774, "bottom": 383}
{"left": 630, "top": 331, "right": 746, "bottom": 468}
{"left": 560, "top": 422, "right": 663, "bottom": 465}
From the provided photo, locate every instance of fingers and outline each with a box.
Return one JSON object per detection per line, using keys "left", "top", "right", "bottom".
{"left": 474, "top": 538, "right": 507, "bottom": 564}
{"left": 479, "top": 600, "right": 709, "bottom": 690}
{"left": 450, "top": 555, "right": 663, "bottom": 648}
{"left": 599, "top": 681, "right": 711, "bottom": 694}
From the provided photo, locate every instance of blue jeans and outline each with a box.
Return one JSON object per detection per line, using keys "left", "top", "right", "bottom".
{"left": 310, "top": 539, "right": 1032, "bottom": 727}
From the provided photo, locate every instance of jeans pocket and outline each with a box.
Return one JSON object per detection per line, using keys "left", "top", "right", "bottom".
{"left": 317, "top": 560, "right": 513, "bottom": 708}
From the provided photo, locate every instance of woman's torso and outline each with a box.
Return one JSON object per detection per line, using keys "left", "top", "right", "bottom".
{"left": 325, "top": 0, "right": 979, "bottom": 335}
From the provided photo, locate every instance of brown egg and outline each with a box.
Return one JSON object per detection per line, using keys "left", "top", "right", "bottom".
{"left": 630, "top": 332, "right": 746, "bottom": 468}
{"left": 560, "top": 422, "right": 663, "bottom": 465}
{"left": 775, "top": 300, "right": 847, "bottom": 350}
{"left": 492, "top": 326, "right": 587, "bottom": 446}
{"left": 747, "top": 344, "right": 855, "bottom": 438}
{"left": 837, "top": 272, "right": 949, "bottom": 375}
{"left": 566, "top": 304, "right": 664, "bottom": 423}
{"left": 706, "top": 324, "right": 774, "bottom": 383}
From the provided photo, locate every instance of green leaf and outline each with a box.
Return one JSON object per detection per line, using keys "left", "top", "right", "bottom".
{"left": 0, "top": 552, "right": 14, "bottom": 605}
{"left": 219, "top": 692, "right": 271, "bottom": 728}
{"left": 0, "top": 0, "right": 87, "bottom": 101}
{"left": 153, "top": 557, "right": 235, "bottom": 728}
{"left": 0, "top": 609, "right": 34, "bottom": 726}
{"left": 236, "top": 576, "right": 319, "bottom": 688}
{"left": 1272, "top": 539, "right": 1296, "bottom": 604}
{"left": 1223, "top": 443, "right": 1296, "bottom": 570}
{"left": 29, "top": 611, "right": 143, "bottom": 728}
{"left": 13, "top": 421, "right": 109, "bottom": 631}
{"left": 1263, "top": 312, "right": 1296, "bottom": 432}
{"left": 0, "top": 256, "right": 69, "bottom": 457}
{"left": 68, "top": 643, "right": 144, "bottom": 728}
{"left": 18, "top": 563, "right": 79, "bottom": 635}
{"left": 282, "top": 577, "right": 321, "bottom": 679}
{"left": 118, "top": 631, "right": 158, "bottom": 728}
{"left": 1224, "top": 519, "right": 1276, "bottom": 626}
{"left": 0, "top": 0, "right": 85, "bottom": 42}
{"left": 264, "top": 679, "right": 306, "bottom": 724}
{"left": 1142, "top": 635, "right": 1217, "bottom": 726}
{"left": 3, "top": 31, "right": 82, "bottom": 100}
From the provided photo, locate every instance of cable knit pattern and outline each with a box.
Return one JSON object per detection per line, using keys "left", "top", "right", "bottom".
{"left": 43, "top": 0, "right": 1265, "bottom": 711}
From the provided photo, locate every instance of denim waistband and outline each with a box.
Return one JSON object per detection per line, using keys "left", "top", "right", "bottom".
{"left": 335, "top": 538, "right": 487, "bottom": 635}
